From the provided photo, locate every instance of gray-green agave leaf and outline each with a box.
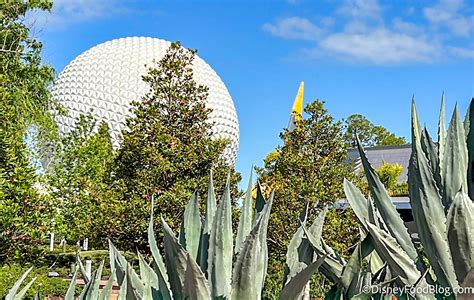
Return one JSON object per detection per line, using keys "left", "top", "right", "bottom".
{"left": 65, "top": 271, "right": 78, "bottom": 300}
{"left": 356, "top": 136, "right": 417, "bottom": 260}
{"left": 81, "top": 260, "right": 105, "bottom": 299}
{"left": 179, "top": 192, "right": 202, "bottom": 260}
{"left": 199, "top": 170, "right": 217, "bottom": 274}
{"left": 13, "top": 277, "right": 36, "bottom": 300}
{"left": 446, "top": 190, "right": 474, "bottom": 284}
{"left": 344, "top": 179, "right": 369, "bottom": 233}
{"left": 302, "top": 225, "right": 344, "bottom": 283}
{"left": 231, "top": 218, "right": 265, "bottom": 300}
{"left": 207, "top": 181, "right": 233, "bottom": 298}
{"left": 465, "top": 99, "right": 474, "bottom": 199}
{"left": 279, "top": 255, "right": 327, "bottom": 300}
{"left": 442, "top": 105, "right": 468, "bottom": 209}
{"left": 5, "top": 267, "right": 33, "bottom": 300}
{"left": 409, "top": 101, "right": 457, "bottom": 288}
{"left": 183, "top": 252, "right": 211, "bottom": 300}
{"left": 148, "top": 198, "right": 172, "bottom": 300}
{"left": 365, "top": 223, "right": 429, "bottom": 292}
{"left": 235, "top": 169, "right": 254, "bottom": 254}
{"left": 161, "top": 216, "right": 188, "bottom": 299}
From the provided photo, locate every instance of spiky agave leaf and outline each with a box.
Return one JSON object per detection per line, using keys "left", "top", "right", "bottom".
{"left": 459, "top": 269, "right": 474, "bottom": 300}
{"left": 356, "top": 136, "right": 417, "bottom": 260}
{"left": 6, "top": 267, "right": 33, "bottom": 300}
{"left": 121, "top": 264, "right": 141, "bottom": 300}
{"left": 207, "top": 181, "right": 233, "bottom": 298}
{"left": 79, "top": 269, "right": 97, "bottom": 299}
{"left": 109, "top": 241, "right": 144, "bottom": 295}
{"left": 235, "top": 169, "right": 254, "bottom": 254}
{"left": 231, "top": 218, "right": 265, "bottom": 300}
{"left": 302, "top": 225, "right": 344, "bottom": 284}
{"left": 12, "top": 277, "right": 36, "bottom": 300}
{"left": 446, "top": 190, "right": 474, "bottom": 284}
{"left": 99, "top": 272, "right": 115, "bottom": 300}
{"left": 179, "top": 192, "right": 202, "bottom": 260}
{"left": 139, "top": 253, "right": 157, "bottom": 300}
{"left": 438, "top": 94, "right": 446, "bottom": 183}
{"left": 183, "top": 253, "right": 211, "bottom": 299}
{"left": 282, "top": 202, "right": 311, "bottom": 290}
{"left": 279, "top": 255, "right": 327, "bottom": 300}
{"left": 409, "top": 101, "right": 457, "bottom": 288}
{"left": 64, "top": 271, "right": 77, "bottom": 300}
{"left": 465, "top": 98, "right": 474, "bottom": 199}
{"left": 283, "top": 204, "right": 327, "bottom": 290}
{"left": 344, "top": 179, "right": 369, "bottom": 233}
{"left": 137, "top": 252, "right": 159, "bottom": 292}
{"left": 76, "top": 254, "right": 90, "bottom": 283}
{"left": 161, "top": 216, "right": 188, "bottom": 299}
{"left": 442, "top": 105, "right": 468, "bottom": 209}
{"left": 82, "top": 260, "right": 105, "bottom": 299}
{"left": 199, "top": 170, "right": 217, "bottom": 274}
{"left": 365, "top": 223, "right": 432, "bottom": 297}
{"left": 255, "top": 190, "right": 274, "bottom": 293}
{"left": 367, "top": 196, "right": 384, "bottom": 230}
{"left": 147, "top": 198, "right": 173, "bottom": 300}
{"left": 339, "top": 235, "right": 376, "bottom": 297}
{"left": 420, "top": 127, "right": 441, "bottom": 189}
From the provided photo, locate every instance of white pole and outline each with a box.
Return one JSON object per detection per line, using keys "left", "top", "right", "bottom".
{"left": 49, "top": 232, "right": 54, "bottom": 252}
{"left": 85, "top": 259, "right": 92, "bottom": 280}
{"left": 83, "top": 238, "right": 88, "bottom": 251}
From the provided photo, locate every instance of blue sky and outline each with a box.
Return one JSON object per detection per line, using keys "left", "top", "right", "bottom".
{"left": 29, "top": 0, "right": 473, "bottom": 184}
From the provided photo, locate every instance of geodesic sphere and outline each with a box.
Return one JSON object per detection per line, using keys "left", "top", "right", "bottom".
{"left": 52, "top": 37, "right": 239, "bottom": 165}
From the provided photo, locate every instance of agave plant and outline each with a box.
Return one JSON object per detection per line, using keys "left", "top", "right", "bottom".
{"left": 284, "top": 97, "right": 473, "bottom": 299}
{"left": 4, "top": 267, "right": 38, "bottom": 300}
{"left": 4, "top": 170, "right": 324, "bottom": 299}
{"left": 52, "top": 170, "right": 321, "bottom": 299}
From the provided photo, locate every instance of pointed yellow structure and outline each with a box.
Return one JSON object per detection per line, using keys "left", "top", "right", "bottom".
{"left": 288, "top": 81, "right": 304, "bottom": 131}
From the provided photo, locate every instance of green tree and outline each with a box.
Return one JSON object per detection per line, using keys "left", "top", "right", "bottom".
{"left": 46, "top": 114, "right": 114, "bottom": 246}
{"left": 375, "top": 162, "right": 408, "bottom": 196}
{"left": 343, "top": 114, "right": 406, "bottom": 147}
{"left": 111, "top": 42, "right": 240, "bottom": 251}
{"left": 0, "top": 1, "right": 56, "bottom": 262}
{"left": 257, "top": 100, "right": 358, "bottom": 298}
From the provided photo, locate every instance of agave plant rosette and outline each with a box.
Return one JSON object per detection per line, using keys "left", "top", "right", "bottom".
{"left": 286, "top": 97, "right": 473, "bottom": 299}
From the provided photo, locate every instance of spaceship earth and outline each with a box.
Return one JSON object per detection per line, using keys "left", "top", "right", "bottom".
{"left": 52, "top": 37, "right": 239, "bottom": 164}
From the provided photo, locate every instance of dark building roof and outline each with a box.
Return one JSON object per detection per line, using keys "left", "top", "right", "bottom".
{"left": 347, "top": 144, "right": 412, "bottom": 182}
{"left": 336, "top": 196, "right": 411, "bottom": 210}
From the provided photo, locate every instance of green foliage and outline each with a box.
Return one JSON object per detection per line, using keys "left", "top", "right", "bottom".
{"left": 343, "top": 114, "right": 406, "bottom": 147}
{"left": 46, "top": 114, "right": 114, "bottom": 246}
{"left": 258, "top": 100, "right": 357, "bottom": 298}
{"left": 375, "top": 162, "right": 408, "bottom": 196}
{"left": 110, "top": 41, "right": 240, "bottom": 252}
{"left": 0, "top": 0, "right": 56, "bottom": 263}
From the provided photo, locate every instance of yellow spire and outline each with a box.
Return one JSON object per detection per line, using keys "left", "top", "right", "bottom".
{"left": 291, "top": 81, "right": 304, "bottom": 122}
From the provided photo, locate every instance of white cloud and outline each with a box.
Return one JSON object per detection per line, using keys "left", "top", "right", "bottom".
{"left": 263, "top": 0, "right": 473, "bottom": 65}
{"left": 337, "top": 0, "right": 382, "bottom": 20}
{"left": 318, "top": 29, "right": 440, "bottom": 64}
{"left": 392, "top": 18, "right": 421, "bottom": 34}
{"left": 423, "top": 0, "right": 472, "bottom": 37}
{"left": 262, "top": 17, "right": 324, "bottom": 41}
{"left": 26, "top": 0, "right": 133, "bottom": 30}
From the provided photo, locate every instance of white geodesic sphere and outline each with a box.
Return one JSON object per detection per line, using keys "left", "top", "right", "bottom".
{"left": 52, "top": 37, "right": 239, "bottom": 164}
